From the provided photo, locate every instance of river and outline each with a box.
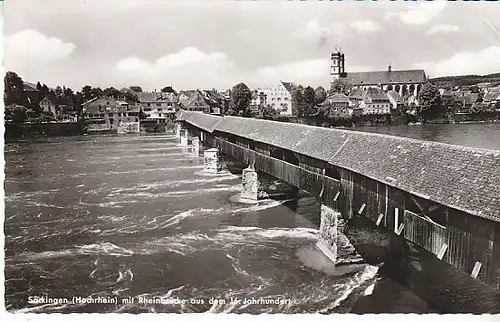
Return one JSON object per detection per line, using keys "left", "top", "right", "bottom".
{"left": 5, "top": 122, "right": 494, "bottom": 314}
{"left": 350, "top": 122, "right": 500, "bottom": 151}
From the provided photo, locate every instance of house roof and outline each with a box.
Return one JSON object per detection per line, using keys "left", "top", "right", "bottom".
{"left": 24, "top": 82, "right": 38, "bottom": 91}
{"left": 342, "top": 69, "right": 426, "bottom": 86}
{"left": 348, "top": 87, "right": 364, "bottom": 99}
{"left": 209, "top": 115, "right": 500, "bottom": 223}
{"left": 484, "top": 87, "right": 500, "bottom": 102}
{"left": 387, "top": 90, "right": 403, "bottom": 103}
{"left": 463, "top": 93, "right": 479, "bottom": 105}
{"left": 281, "top": 81, "right": 294, "bottom": 93}
{"left": 328, "top": 93, "right": 350, "bottom": 103}
{"left": 363, "top": 87, "right": 389, "bottom": 101}
{"left": 137, "top": 92, "right": 178, "bottom": 103}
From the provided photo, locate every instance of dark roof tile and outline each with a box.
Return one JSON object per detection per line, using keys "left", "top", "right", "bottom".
{"left": 343, "top": 69, "right": 426, "bottom": 85}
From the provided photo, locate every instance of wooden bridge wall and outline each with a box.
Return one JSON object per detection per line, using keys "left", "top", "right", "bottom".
{"left": 193, "top": 128, "right": 500, "bottom": 290}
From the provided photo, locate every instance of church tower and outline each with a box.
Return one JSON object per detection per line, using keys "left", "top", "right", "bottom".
{"left": 330, "top": 48, "right": 345, "bottom": 84}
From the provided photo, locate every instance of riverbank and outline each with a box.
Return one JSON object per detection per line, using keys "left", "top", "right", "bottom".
{"left": 4, "top": 122, "right": 86, "bottom": 139}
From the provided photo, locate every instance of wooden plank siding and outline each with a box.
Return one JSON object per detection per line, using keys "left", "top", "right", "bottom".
{"left": 403, "top": 210, "right": 447, "bottom": 256}
{"left": 215, "top": 137, "right": 341, "bottom": 210}
{"left": 201, "top": 129, "right": 500, "bottom": 290}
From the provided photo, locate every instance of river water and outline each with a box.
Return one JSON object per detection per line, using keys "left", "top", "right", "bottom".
{"left": 350, "top": 122, "right": 500, "bottom": 151}
{"left": 5, "top": 123, "right": 494, "bottom": 314}
{"left": 4, "top": 134, "right": 384, "bottom": 314}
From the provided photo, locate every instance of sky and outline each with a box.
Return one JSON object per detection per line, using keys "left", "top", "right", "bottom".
{"left": 3, "top": 0, "right": 500, "bottom": 92}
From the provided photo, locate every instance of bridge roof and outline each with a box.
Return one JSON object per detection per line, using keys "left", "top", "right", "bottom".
{"left": 214, "top": 116, "right": 500, "bottom": 223}
{"left": 176, "top": 110, "right": 222, "bottom": 133}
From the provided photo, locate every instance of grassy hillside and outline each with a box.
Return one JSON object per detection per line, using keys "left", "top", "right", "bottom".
{"left": 430, "top": 72, "right": 500, "bottom": 88}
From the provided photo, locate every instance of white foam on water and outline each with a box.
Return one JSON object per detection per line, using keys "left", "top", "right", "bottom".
{"left": 232, "top": 199, "right": 292, "bottom": 213}
{"left": 110, "top": 186, "right": 240, "bottom": 201}
{"left": 218, "top": 226, "right": 318, "bottom": 240}
{"left": 317, "top": 264, "right": 380, "bottom": 313}
{"left": 163, "top": 285, "right": 185, "bottom": 298}
{"left": 363, "top": 281, "right": 376, "bottom": 296}
{"left": 76, "top": 242, "right": 134, "bottom": 257}
{"left": 89, "top": 268, "right": 98, "bottom": 279}
{"left": 158, "top": 207, "right": 223, "bottom": 229}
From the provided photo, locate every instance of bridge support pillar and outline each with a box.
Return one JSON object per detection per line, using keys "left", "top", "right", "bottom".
{"left": 316, "top": 205, "right": 338, "bottom": 263}
{"left": 180, "top": 128, "right": 189, "bottom": 146}
{"left": 241, "top": 166, "right": 259, "bottom": 201}
{"left": 204, "top": 148, "right": 222, "bottom": 173}
{"left": 192, "top": 137, "right": 200, "bottom": 156}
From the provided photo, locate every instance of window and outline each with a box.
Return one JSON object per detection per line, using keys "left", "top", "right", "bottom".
{"left": 167, "top": 103, "right": 172, "bottom": 107}
{"left": 156, "top": 103, "right": 161, "bottom": 107}
{"left": 108, "top": 113, "right": 113, "bottom": 117}
{"left": 159, "top": 113, "right": 162, "bottom": 117}
{"left": 147, "top": 103, "right": 151, "bottom": 107}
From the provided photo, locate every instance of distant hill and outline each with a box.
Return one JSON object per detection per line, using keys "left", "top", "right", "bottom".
{"left": 430, "top": 72, "right": 500, "bottom": 89}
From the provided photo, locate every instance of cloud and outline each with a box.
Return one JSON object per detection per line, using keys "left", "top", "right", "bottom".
{"left": 426, "top": 24, "right": 459, "bottom": 35}
{"left": 298, "top": 19, "right": 381, "bottom": 47}
{"left": 350, "top": 20, "right": 381, "bottom": 33}
{"left": 299, "top": 20, "right": 346, "bottom": 47}
{"left": 4, "top": 29, "right": 76, "bottom": 63}
{"left": 116, "top": 47, "right": 238, "bottom": 89}
{"left": 385, "top": 2, "right": 447, "bottom": 25}
{"left": 413, "top": 46, "right": 500, "bottom": 77}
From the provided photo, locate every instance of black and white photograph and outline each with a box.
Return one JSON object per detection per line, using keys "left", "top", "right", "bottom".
{"left": 2, "top": 0, "right": 500, "bottom": 317}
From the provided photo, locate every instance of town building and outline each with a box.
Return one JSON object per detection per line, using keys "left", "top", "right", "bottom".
{"left": 359, "top": 87, "right": 391, "bottom": 115}
{"left": 83, "top": 97, "right": 140, "bottom": 133}
{"left": 484, "top": 87, "right": 500, "bottom": 109}
{"left": 321, "top": 93, "right": 353, "bottom": 118}
{"left": 250, "top": 89, "right": 268, "bottom": 113}
{"left": 330, "top": 49, "right": 427, "bottom": 97}
{"left": 136, "top": 89, "right": 179, "bottom": 124}
{"left": 23, "top": 81, "right": 40, "bottom": 105}
{"left": 179, "top": 89, "right": 228, "bottom": 114}
{"left": 263, "top": 81, "right": 294, "bottom": 116}
{"left": 386, "top": 90, "right": 404, "bottom": 112}
{"left": 39, "top": 96, "right": 74, "bottom": 120}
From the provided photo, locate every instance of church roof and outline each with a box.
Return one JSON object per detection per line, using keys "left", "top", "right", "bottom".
{"left": 342, "top": 69, "right": 426, "bottom": 86}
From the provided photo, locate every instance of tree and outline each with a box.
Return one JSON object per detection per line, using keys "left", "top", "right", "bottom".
{"left": 161, "top": 86, "right": 175, "bottom": 93}
{"left": 417, "top": 82, "right": 443, "bottom": 118}
{"left": 90, "top": 87, "right": 103, "bottom": 99}
{"left": 330, "top": 78, "right": 352, "bottom": 95}
{"left": 229, "top": 82, "right": 252, "bottom": 117}
{"left": 55, "top": 86, "right": 63, "bottom": 98}
{"left": 4, "top": 71, "right": 28, "bottom": 106}
{"left": 314, "top": 86, "right": 327, "bottom": 105}
{"left": 40, "top": 84, "right": 50, "bottom": 99}
{"left": 260, "top": 105, "right": 278, "bottom": 120}
{"left": 292, "top": 85, "right": 305, "bottom": 116}
{"left": 303, "top": 86, "right": 316, "bottom": 116}
{"left": 129, "top": 86, "right": 143, "bottom": 93}
{"left": 104, "top": 87, "right": 121, "bottom": 98}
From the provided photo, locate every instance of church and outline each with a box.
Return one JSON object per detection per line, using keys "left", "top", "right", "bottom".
{"left": 330, "top": 49, "right": 427, "bottom": 98}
